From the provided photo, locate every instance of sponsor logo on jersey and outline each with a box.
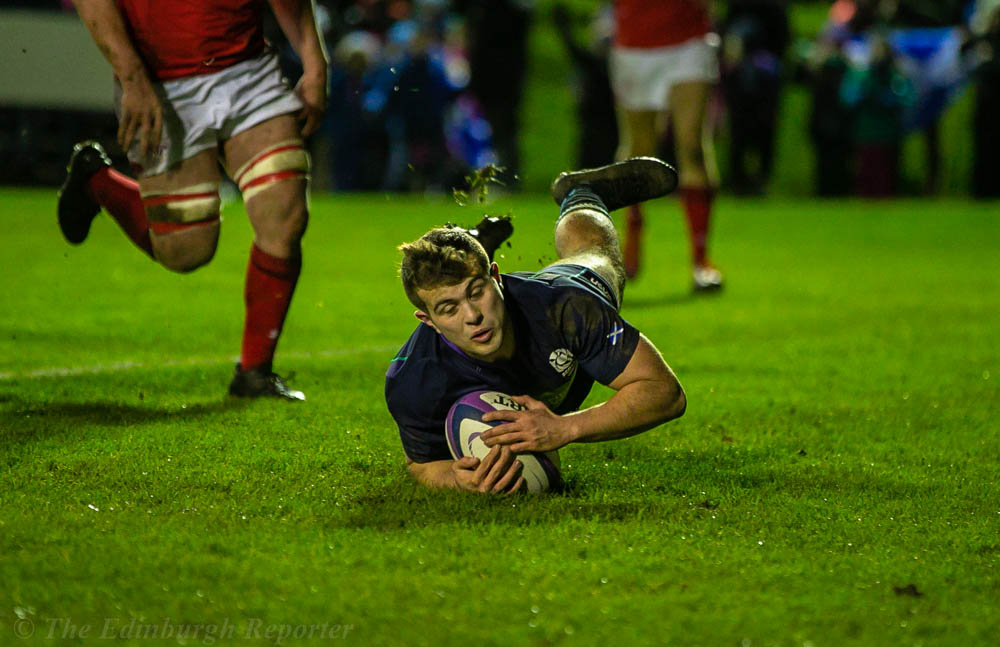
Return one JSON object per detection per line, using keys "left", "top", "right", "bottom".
{"left": 585, "top": 275, "right": 612, "bottom": 301}
{"left": 549, "top": 348, "right": 575, "bottom": 377}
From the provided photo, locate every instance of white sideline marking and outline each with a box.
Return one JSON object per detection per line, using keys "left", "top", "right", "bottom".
{"left": 0, "top": 346, "right": 397, "bottom": 381}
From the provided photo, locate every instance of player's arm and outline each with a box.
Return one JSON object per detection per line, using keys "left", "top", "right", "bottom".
{"left": 267, "top": 0, "right": 329, "bottom": 135}
{"left": 72, "top": 0, "right": 162, "bottom": 157}
{"left": 571, "top": 333, "right": 686, "bottom": 441}
{"left": 405, "top": 450, "right": 526, "bottom": 494}
{"left": 480, "top": 334, "right": 686, "bottom": 452}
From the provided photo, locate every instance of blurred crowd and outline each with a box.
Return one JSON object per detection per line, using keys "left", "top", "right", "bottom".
{"left": 796, "top": 0, "right": 1000, "bottom": 198}
{"left": 271, "top": 0, "right": 532, "bottom": 193}
{"left": 283, "top": 0, "right": 999, "bottom": 198}
{"left": 2, "top": 0, "right": 999, "bottom": 198}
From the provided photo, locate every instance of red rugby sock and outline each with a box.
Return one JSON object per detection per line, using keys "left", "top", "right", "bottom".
{"left": 241, "top": 244, "right": 301, "bottom": 372}
{"left": 87, "top": 168, "right": 153, "bottom": 257}
{"left": 680, "top": 186, "right": 713, "bottom": 267}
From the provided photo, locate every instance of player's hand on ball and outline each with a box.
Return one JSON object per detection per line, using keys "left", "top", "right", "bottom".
{"left": 480, "top": 395, "right": 570, "bottom": 453}
{"left": 118, "top": 75, "right": 163, "bottom": 161}
{"left": 451, "top": 447, "right": 525, "bottom": 494}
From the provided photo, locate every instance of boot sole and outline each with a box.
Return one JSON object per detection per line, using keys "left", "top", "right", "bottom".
{"left": 551, "top": 157, "right": 678, "bottom": 212}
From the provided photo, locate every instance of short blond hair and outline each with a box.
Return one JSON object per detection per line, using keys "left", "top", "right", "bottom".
{"left": 399, "top": 228, "right": 490, "bottom": 310}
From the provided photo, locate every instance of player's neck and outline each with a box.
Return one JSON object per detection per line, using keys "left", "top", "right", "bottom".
{"left": 494, "top": 315, "right": 516, "bottom": 362}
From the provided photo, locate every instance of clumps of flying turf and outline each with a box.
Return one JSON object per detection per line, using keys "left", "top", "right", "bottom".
{"left": 447, "top": 165, "right": 514, "bottom": 259}
{"left": 452, "top": 164, "right": 506, "bottom": 207}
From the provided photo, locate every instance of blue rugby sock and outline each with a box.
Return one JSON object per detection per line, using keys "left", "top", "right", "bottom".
{"left": 558, "top": 186, "right": 611, "bottom": 222}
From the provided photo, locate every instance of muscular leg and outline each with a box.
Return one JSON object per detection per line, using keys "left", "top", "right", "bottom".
{"left": 224, "top": 115, "right": 309, "bottom": 259}
{"left": 670, "top": 80, "right": 721, "bottom": 288}
{"left": 616, "top": 109, "right": 658, "bottom": 161}
{"left": 615, "top": 109, "right": 659, "bottom": 279}
{"left": 669, "top": 81, "right": 712, "bottom": 188}
{"left": 549, "top": 154, "right": 678, "bottom": 302}
{"left": 550, "top": 155, "right": 676, "bottom": 304}
{"left": 58, "top": 133, "right": 221, "bottom": 273}
{"left": 553, "top": 208, "right": 626, "bottom": 304}
{"left": 62, "top": 144, "right": 222, "bottom": 272}
{"left": 223, "top": 115, "right": 309, "bottom": 388}
{"left": 138, "top": 149, "right": 222, "bottom": 273}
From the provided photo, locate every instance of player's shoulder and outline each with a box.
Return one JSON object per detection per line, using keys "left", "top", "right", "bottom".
{"left": 505, "top": 269, "right": 613, "bottom": 313}
{"left": 505, "top": 270, "right": 580, "bottom": 301}
{"left": 384, "top": 325, "right": 453, "bottom": 410}
{"left": 502, "top": 272, "right": 569, "bottom": 321}
{"left": 385, "top": 323, "right": 438, "bottom": 383}
{"left": 385, "top": 326, "right": 474, "bottom": 432}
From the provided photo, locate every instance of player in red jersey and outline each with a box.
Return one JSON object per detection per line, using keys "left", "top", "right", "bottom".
{"left": 58, "top": 0, "right": 329, "bottom": 399}
{"left": 610, "top": 0, "right": 723, "bottom": 291}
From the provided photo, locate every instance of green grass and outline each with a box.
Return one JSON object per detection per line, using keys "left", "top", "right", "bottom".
{"left": 1, "top": 189, "right": 998, "bottom": 646}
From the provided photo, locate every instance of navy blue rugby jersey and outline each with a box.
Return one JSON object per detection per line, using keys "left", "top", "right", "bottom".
{"left": 385, "top": 265, "right": 640, "bottom": 463}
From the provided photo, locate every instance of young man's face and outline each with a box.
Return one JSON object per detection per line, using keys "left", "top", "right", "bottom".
{"left": 415, "top": 263, "right": 513, "bottom": 362}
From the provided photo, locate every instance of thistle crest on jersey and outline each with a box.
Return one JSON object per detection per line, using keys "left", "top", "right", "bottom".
{"left": 549, "top": 348, "right": 575, "bottom": 376}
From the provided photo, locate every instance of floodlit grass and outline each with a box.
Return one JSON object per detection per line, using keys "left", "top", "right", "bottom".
{"left": 1, "top": 188, "right": 998, "bottom": 646}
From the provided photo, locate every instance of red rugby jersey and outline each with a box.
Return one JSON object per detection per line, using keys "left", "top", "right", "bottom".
{"left": 116, "top": 0, "right": 268, "bottom": 80}
{"left": 614, "top": 0, "right": 711, "bottom": 49}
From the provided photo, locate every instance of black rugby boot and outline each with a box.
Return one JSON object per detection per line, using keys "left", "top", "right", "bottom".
{"left": 445, "top": 215, "right": 513, "bottom": 261}
{"left": 228, "top": 363, "right": 305, "bottom": 401}
{"left": 58, "top": 141, "right": 112, "bottom": 244}
{"left": 551, "top": 157, "right": 678, "bottom": 212}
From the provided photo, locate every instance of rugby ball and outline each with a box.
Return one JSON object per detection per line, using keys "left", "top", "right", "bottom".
{"left": 445, "top": 390, "right": 561, "bottom": 493}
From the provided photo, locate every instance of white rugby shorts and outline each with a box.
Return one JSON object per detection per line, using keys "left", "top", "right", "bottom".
{"left": 116, "top": 51, "right": 304, "bottom": 177}
{"left": 610, "top": 36, "right": 720, "bottom": 111}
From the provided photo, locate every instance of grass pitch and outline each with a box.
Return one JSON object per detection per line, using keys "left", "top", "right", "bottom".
{"left": 1, "top": 189, "right": 998, "bottom": 646}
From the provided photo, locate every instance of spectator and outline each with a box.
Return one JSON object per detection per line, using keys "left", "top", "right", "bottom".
{"left": 552, "top": 2, "right": 619, "bottom": 169}
{"left": 967, "top": 0, "right": 1000, "bottom": 198}
{"left": 829, "top": 0, "right": 967, "bottom": 195}
{"left": 326, "top": 30, "right": 385, "bottom": 191}
{"left": 802, "top": 37, "right": 855, "bottom": 197}
{"left": 365, "top": 19, "right": 461, "bottom": 191}
{"left": 840, "top": 35, "right": 915, "bottom": 197}
{"left": 458, "top": 0, "right": 533, "bottom": 189}
{"left": 720, "top": 0, "right": 790, "bottom": 195}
